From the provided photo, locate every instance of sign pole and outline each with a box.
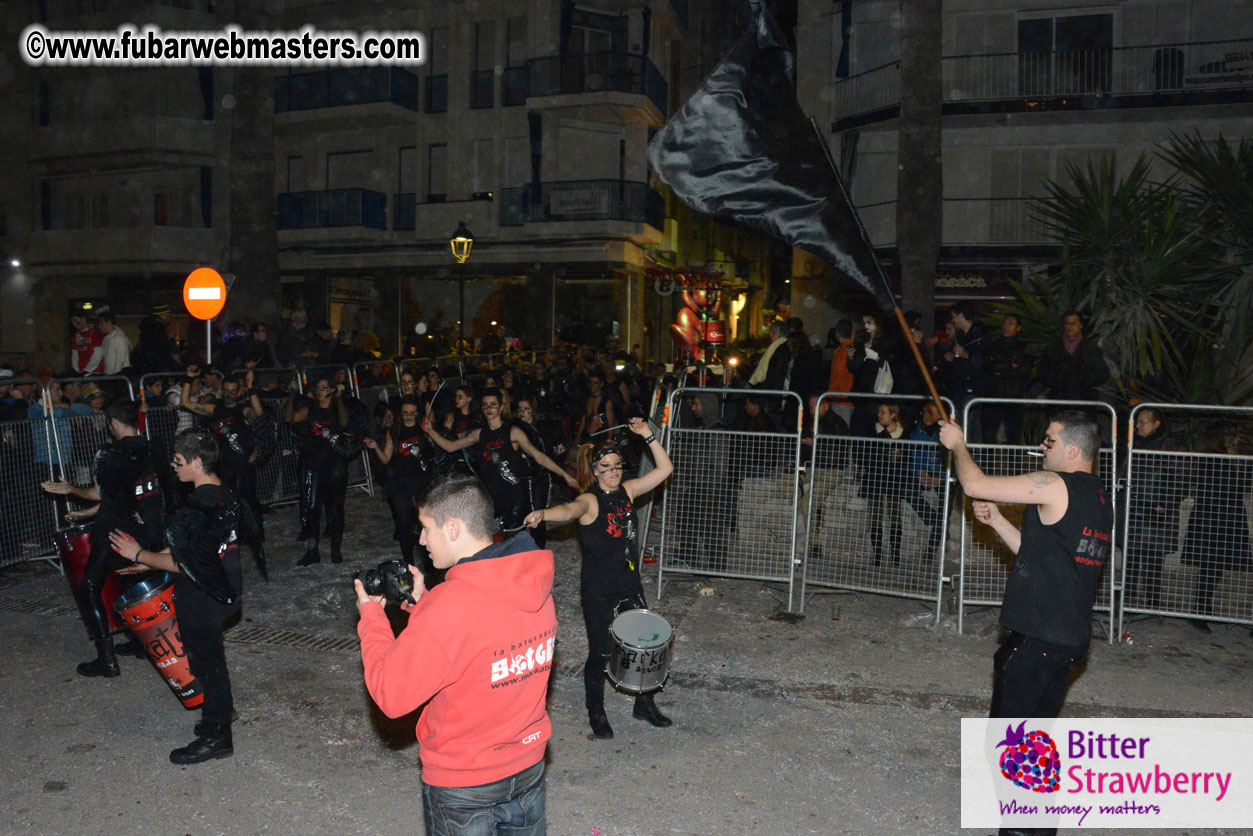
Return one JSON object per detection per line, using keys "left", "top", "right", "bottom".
{"left": 206, "top": 319, "right": 212, "bottom": 366}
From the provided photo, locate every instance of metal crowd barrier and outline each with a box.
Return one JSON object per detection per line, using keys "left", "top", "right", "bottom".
{"left": 958, "top": 398, "right": 1119, "bottom": 643}
{"left": 1121, "top": 404, "right": 1253, "bottom": 633}
{"left": 0, "top": 417, "right": 59, "bottom": 568}
{"left": 657, "top": 387, "right": 805, "bottom": 612}
{"left": 800, "top": 393, "right": 956, "bottom": 619}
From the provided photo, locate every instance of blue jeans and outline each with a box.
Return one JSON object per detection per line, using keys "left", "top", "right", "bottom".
{"left": 422, "top": 760, "right": 546, "bottom": 836}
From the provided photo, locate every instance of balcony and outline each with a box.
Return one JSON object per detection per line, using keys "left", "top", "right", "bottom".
{"left": 275, "top": 67, "right": 419, "bottom": 114}
{"left": 502, "top": 66, "right": 528, "bottom": 106}
{"left": 832, "top": 37, "right": 1253, "bottom": 129}
{"left": 31, "top": 114, "right": 218, "bottom": 161}
{"left": 276, "top": 189, "right": 387, "bottom": 231}
{"left": 856, "top": 198, "right": 1050, "bottom": 248}
{"left": 527, "top": 52, "right": 667, "bottom": 122}
{"left": 499, "top": 180, "right": 664, "bottom": 230}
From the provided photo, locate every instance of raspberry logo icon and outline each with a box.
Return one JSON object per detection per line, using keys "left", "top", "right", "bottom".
{"left": 995, "top": 721, "right": 1061, "bottom": 793}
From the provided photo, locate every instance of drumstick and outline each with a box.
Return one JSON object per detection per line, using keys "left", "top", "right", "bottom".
{"left": 425, "top": 380, "right": 447, "bottom": 418}
{"left": 589, "top": 423, "right": 627, "bottom": 437}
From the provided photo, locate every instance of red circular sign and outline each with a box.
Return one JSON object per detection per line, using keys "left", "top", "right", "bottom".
{"left": 182, "top": 267, "right": 227, "bottom": 320}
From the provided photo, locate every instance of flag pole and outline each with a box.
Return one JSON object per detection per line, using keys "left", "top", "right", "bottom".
{"left": 808, "top": 118, "right": 949, "bottom": 420}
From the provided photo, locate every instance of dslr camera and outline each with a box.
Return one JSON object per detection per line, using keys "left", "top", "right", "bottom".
{"left": 354, "top": 559, "right": 416, "bottom": 606}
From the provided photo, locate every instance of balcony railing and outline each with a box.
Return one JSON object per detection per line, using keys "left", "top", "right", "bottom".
{"left": 499, "top": 180, "right": 664, "bottom": 229}
{"left": 856, "top": 197, "right": 1050, "bottom": 247}
{"left": 833, "top": 37, "right": 1253, "bottom": 123}
{"left": 528, "top": 52, "right": 667, "bottom": 116}
{"left": 393, "top": 193, "right": 417, "bottom": 231}
{"left": 425, "top": 74, "right": 448, "bottom": 113}
{"left": 502, "top": 66, "right": 529, "bottom": 106}
{"left": 470, "top": 69, "right": 495, "bottom": 109}
{"left": 275, "top": 67, "right": 419, "bottom": 113}
{"left": 277, "top": 189, "right": 387, "bottom": 231}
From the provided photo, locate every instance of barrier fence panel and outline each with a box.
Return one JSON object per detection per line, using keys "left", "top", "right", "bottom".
{"left": 657, "top": 387, "right": 804, "bottom": 612}
{"left": 355, "top": 360, "right": 402, "bottom": 408}
{"left": 1121, "top": 404, "right": 1253, "bottom": 633}
{"left": 958, "top": 398, "right": 1119, "bottom": 642}
{"left": 800, "top": 393, "right": 955, "bottom": 618}
{"left": 254, "top": 394, "right": 304, "bottom": 505}
{"left": 0, "top": 418, "right": 60, "bottom": 567}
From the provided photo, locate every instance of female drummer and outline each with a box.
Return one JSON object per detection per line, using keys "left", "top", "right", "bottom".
{"left": 364, "top": 395, "right": 434, "bottom": 574}
{"left": 524, "top": 416, "right": 673, "bottom": 740}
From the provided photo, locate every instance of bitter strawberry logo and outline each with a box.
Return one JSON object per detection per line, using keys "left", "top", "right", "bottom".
{"left": 996, "top": 721, "right": 1061, "bottom": 793}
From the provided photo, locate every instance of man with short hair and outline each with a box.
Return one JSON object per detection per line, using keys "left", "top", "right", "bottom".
{"left": 983, "top": 313, "right": 1032, "bottom": 443}
{"left": 41, "top": 400, "right": 163, "bottom": 677}
{"left": 356, "top": 474, "right": 556, "bottom": 836}
{"left": 940, "top": 411, "right": 1112, "bottom": 720}
{"left": 1040, "top": 310, "right": 1109, "bottom": 401}
{"left": 97, "top": 308, "right": 132, "bottom": 375}
{"left": 748, "top": 320, "right": 788, "bottom": 387}
{"left": 110, "top": 427, "right": 245, "bottom": 764}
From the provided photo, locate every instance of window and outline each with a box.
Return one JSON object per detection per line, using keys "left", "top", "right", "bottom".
{"left": 427, "top": 144, "right": 447, "bottom": 202}
{"left": 470, "top": 21, "right": 496, "bottom": 108}
{"left": 1017, "top": 13, "right": 1113, "bottom": 95}
{"left": 427, "top": 27, "right": 449, "bottom": 113}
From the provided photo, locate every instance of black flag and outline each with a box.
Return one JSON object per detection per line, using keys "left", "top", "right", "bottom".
{"left": 647, "top": 3, "right": 895, "bottom": 312}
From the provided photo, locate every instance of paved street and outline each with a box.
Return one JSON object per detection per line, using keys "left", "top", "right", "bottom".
{"left": 1, "top": 492, "right": 1250, "bottom": 835}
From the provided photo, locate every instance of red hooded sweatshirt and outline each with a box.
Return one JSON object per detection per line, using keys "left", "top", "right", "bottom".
{"left": 358, "top": 532, "right": 557, "bottom": 787}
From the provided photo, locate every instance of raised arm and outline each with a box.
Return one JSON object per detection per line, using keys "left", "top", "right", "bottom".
{"left": 333, "top": 392, "right": 349, "bottom": 428}
{"left": 511, "top": 427, "right": 578, "bottom": 489}
{"left": 180, "top": 378, "right": 217, "bottom": 417}
{"left": 524, "top": 492, "right": 594, "bottom": 529}
{"left": 938, "top": 420, "right": 1068, "bottom": 510}
{"left": 424, "top": 423, "right": 479, "bottom": 452}
{"left": 365, "top": 433, "right": 394, "bottom": 464}
{"left": 623, "top": 416, "right": 672, "bottom": 500}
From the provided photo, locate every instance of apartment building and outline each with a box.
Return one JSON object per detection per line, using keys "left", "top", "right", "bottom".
{"left": 797, "top": 0, "right": 1253, "bottom": 307}
{"left": 2, "top": 0, "right": 792, "bottom": 369}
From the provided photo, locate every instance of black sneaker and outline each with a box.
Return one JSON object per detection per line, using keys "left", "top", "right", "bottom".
{"left": 76, "top": 657, "right": 120, "bottom": 678}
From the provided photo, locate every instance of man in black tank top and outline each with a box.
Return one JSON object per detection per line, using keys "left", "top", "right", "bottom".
{"left": 942, "top": 410, "right": 1112, "bottom": 836}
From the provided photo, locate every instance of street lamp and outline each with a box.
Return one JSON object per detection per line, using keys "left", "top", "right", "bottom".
{"left": 449, "top": 223, "right": 474, "bottom": 353}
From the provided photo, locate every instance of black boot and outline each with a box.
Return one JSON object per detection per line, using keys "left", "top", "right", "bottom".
{"left": 587, "top": 702, "right": 614, "bottom": 739}
{"left": 297, "top": 546, "right": 321, "bottom": 567}
{"left": 633, "top": 692, "right": 672, "bottom": 727}
{"left": 170, "top": 723, "right": 233, "bottom": 765}
{"left": 330, "top": 536, "right": 343, "bottom": 565}
{"left": 77, "top": 637, "right": 120, "bottom": 678}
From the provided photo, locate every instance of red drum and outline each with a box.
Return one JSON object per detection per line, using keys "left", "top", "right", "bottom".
{"left": 54, "top": 524, "right": 126, "bottom": 634}
{"left": 113, "top": 574, "right": 204, "bottom": 710}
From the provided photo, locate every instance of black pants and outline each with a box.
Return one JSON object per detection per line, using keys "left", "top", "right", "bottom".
{"left": 385, "top": 475, "right": 430, "bottom": 570}
{"left": 176, "top": 587, "right": 238, "bottom": 728}
{"left": 990, "top": 631, "right": 1085, "bottom": 719}
{"left": 300, "top": 453, "right": 349, "bottom": 545}
{"left": 80, "top": 527, "right": 124, "bottom": 642}
{"left": 581, "top": 588, "right": 645, "bottom": 706}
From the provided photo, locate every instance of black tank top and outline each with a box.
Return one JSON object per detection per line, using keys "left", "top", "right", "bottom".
{"left": 578, "top": 486, "right": 642, "bottom": 595}
{"left": 1001, "top": 470, "right": 1113, "bottom": 648}
{"left": 474, "top": 421, "right": 524, "bottom": 501}
{"left": 390, "top": 429, "right": 433, "bottom": 481}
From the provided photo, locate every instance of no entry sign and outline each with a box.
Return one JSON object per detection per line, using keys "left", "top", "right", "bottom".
{"left": 182, "top": 267, "right": 227, "bottom": 320}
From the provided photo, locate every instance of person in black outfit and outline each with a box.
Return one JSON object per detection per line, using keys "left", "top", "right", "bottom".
{"left": 1180, "top": 426, "right": 1250, "bottom": 632}
{"left": 941, "top": 411, "right": 1112, "bottom": 836}
{"left": 983, "top": 313, "right": 1032, "bottom": 443}
{"left": 110, "top": 427, "right": 248, "bottom": 765}
{"left": 285, "top": 376, "right": 352, "bottom": 565}
{"left": 42, "top": 400, "right": 164, "bottom": 677}
{"left": 364, "top": 395, "right": 435, "bottom": 573}
{"left": 425, "top": 388, "right": 576, "bottom": 533}
{"left": 511, "top": 395, "right": 562, "bottom": 549}
{"left": 524, "top": 418, "right": 674, "bottom": 739}
{"left": 1125, "top": 408, "right": 1179, "bottom": 610}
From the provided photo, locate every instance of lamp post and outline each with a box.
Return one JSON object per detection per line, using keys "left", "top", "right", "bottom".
{"left": 450, "top": 222, "right": 474, "bottom": 354}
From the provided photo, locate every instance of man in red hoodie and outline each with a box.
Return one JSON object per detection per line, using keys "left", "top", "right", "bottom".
{"left": 356, "top": 473, "right": 556, "bottom": 836}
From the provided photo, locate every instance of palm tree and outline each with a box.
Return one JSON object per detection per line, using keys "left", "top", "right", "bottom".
{"left": 997, "top": 152, "right": 1237, "bottom": 404}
